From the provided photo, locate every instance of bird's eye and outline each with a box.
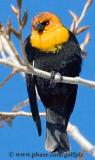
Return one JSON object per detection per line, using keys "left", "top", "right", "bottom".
{"left": 42, "top": 20, "right": 49, "bottom": 26}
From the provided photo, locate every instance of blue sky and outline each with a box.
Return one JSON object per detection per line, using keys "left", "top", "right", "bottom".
{"left": 0, "top": 0, "right": 95, "bottom": 159}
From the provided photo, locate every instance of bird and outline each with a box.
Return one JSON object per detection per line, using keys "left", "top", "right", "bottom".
{"left": 24, "top": 12, "right": 82, "bottom": 153}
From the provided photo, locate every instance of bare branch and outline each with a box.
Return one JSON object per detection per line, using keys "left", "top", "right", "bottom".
{"left": 68, "top": 123, "right": 95, "bottom": 157}
{"left": 0, "top": 69, "right": 18, "bottom": 88}
{"left": 69, "top": 10, "right": 79, "bottom": 22}
{"left": 10, "top": 27, "right": 20, "bottom": 38}
{"left": 69, "top": 10, "right": 78, "bottom": 33}
{"left": 0, "top": 41, "right": 6, "bottom": 58}
{"left": 76, "top": 0, "right": 92, "bottom": 29}
{"left": 1, "top": 58, "right": 95, "bottom": 89}
{"left": 17, "top": 0, "right": 22, "bottom": 9}
{"left": 0, "top": 32, "right": 23, "bottom": 65}
{"left": 0, "top": 58, "right": 26, "bottom": 71}
{"left": 76, "top": 26, "right": 90, "bottom": 35}
{"left": 69, "top": 0, "right": 92, "bottom": 57}
{"left": 80, "top": 32, "right": 91, "bottom": 50}
{"left": 21, "top": 10, "right": 28, "bottom": 29}
{"left": 70, "top": 0, "right": 92, "bottom": 37}
{"left": 15, "top": 2, "right": 29, "bottom": 66}
{"left": 11, "top": 5, "right": 18, "bottom": 17}
{"left": 0, "top": 111, "right": 95, "bottom": 157}
{"left": 0, "top": 111, "right": 45, "bottom": 117}
{"left": 12, "top": 99, "right": 29, "bottom": 112}
{"left": 80, "top": 32, "right": 91, "bottom": 58}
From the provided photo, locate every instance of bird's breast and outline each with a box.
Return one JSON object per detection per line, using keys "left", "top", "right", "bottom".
{"left": 34, "top": 50, "right": 65, "bottom": 73}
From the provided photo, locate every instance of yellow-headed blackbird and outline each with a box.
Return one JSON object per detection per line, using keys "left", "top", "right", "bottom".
{"left": 24, "top": 12, "right": 82, "bottom": 153}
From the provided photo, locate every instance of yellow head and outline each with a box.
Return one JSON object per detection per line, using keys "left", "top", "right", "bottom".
{"left": 30, "top": 12, "right": 70, "bottom": 52}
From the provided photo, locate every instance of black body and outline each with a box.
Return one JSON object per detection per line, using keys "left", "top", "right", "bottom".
{"left": 24, "top": 31, "right": 82, "bottom": 153}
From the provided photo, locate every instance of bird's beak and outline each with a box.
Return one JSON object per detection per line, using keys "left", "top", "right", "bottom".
{"left": 35, "top": 23, "right": 45, "bottom": 33}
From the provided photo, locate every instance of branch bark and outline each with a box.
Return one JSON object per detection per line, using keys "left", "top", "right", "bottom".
{"left": 1, "top": 58, "right": 95, "bottom": 89}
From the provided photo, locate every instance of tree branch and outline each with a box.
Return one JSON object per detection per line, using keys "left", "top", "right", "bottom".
{"left": 0, "top": 111, "right": 95, "bottom": 157}
{"left": 1, "top": 58, "right": 95, "bottom": 89}
{"left": 80, "top": 32, "right": 91, "bottom": 51}
{"left": 70, "top": 0, "right": 92, "bottom": 36}
{"left": 12, "top": 99, "right": 29, "bottom": 112}
{"left": 0, "top": 69, "right": 18, "bottom": 88}
{"left": 68, "top": 123, "right": 95, "bottom": 157}
{"left": 75, "top": 0, "right": 92, "bottom": 29}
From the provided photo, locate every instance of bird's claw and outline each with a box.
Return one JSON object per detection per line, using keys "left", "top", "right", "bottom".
{"left": 49, "top": 71, "right": 62, "bottom": 88}
{"left": 49, "top": 71, "right": 56, "bottom": 88}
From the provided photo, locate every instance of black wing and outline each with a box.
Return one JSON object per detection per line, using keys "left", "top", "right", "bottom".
{"left": 24, "top": 36, "right": 42, "bottom": 136}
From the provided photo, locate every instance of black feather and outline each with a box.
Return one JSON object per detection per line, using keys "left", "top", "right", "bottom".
{"left": 24, "top": 36, "right": 42, "bottom": 136}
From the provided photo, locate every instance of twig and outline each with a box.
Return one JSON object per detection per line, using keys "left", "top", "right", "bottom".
{"left": 12, "top": 99, "right": 29, "bottom": 112}
{"left": 0, "top": 35, "right": 6, "bottom": 58}
{"left": 68, "top": 122, "right": 95, "bottom": 157}
{"left": 80, "top": 32, "right": 91, "bottom": 58}
{"left": 76, "top": 26, "right": 90, "bottom": 35}
{"left": 76, "top": 0, "right": 92, "bottom": 29}
{"left": 0, "top": 58, "right": 26, "bottom": 71}
{"left": 8, "top": 38, "right": 23, "bottom": 65}
{"left": 69, "top": 10, "right": 78, "bottom": 33}
{"left": 70, "top": 0, "right": 92, "bottom": 34}
{"left": 80, "top": 32, "right": 91, "bottom": 50}
{"left": 16, "top": 2, "right": 29, "bottom": 66}
{"left": 0, "top": 111, "right": 94, "bottom": 157}
{"left": 0, "top": 69, "right": 18, "bottom": 88}
{"left": 0, "top": 32, "right": 22, "bottom": 65}
{"left": 11, "top": 3, "right": 28, "bottom": 66}
{"left": 69, "top": 0, "right": 92, "bottom": 59}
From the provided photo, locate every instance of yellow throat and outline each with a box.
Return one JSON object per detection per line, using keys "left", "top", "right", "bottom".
{"left": 30, "top": 26, "right": 70, "bottom": 53}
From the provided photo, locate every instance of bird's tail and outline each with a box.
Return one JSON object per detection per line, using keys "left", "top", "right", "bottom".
{"left": 45, "top": 108, "right": 70, "bottom": 153}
